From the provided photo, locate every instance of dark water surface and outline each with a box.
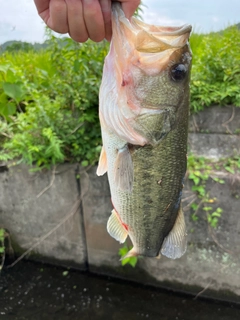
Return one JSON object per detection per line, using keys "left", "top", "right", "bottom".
{"left": 0, "top": 260, "right": 239, "bottom": 320}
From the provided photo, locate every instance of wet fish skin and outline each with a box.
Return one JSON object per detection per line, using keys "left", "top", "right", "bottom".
{"left": 97, "top": 3, "right": 192, "bottom": 259}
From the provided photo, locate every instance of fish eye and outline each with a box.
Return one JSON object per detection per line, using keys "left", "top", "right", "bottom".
{"left": 170, "top": 64, "right": 187, "bottom": 81}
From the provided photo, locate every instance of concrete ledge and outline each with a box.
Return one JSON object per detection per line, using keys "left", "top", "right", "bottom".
{"left": 188, "top": 133, "right": 240, "bottom": 159}
{"left": 189, "top": 105, "right": 240, "bottom": 134}
{"left": 0, "top": 164, "right": 87, "bottom": 269}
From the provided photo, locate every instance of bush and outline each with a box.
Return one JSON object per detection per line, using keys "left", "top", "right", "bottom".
{"left": 0, "top": 35, "right": 108, "bottom": 168}
{"left": 190, "top": 26, "right": 240, "bottom": 112}
{"left": 0, "top": 26, "right": 239, "bottom": 168}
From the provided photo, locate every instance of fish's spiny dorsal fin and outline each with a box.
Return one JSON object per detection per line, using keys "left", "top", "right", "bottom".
{"left": 161, "top": 205, "right": 187, "bottom": 259}
{"left": 114, "top": 145, "right": 133, "bottom": 192}
{"left": 96, "top": 146, "right": 107, "bottom": 176}
{"left": 107, "top": 209, "right": 128, "bottom": 244}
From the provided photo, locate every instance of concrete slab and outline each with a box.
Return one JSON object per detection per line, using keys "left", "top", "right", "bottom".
{"left": 0, "top": 164, "right": 87, "bottom": 269}
{"left": 188, "top": 133, "right": 240, "bottom": 159}
{"left": 80, "top": 167, "right": 120, "bottom": 267}
{"left": 189, "top": 105, "right": 240, "bottom": 134}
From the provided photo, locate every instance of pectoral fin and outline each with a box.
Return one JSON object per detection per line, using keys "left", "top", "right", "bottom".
{"left": 161, "top": 205, "right": 187, "bottom": 259}
{"left": 114, "top": 145, "right": 133, "bottom": 192}
{"left": 107, "top": 209, "right": 128, "bottom": 244}
{"left": 96, "top": 146, "right": 107, "bottom": 176}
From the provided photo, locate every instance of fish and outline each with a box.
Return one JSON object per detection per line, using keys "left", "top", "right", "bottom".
{"left": 97, "top": 3, "right": 192, "bottom": 259}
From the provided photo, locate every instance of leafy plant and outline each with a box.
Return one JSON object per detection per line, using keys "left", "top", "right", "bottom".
{"left": 0, "top": 33, "right": 109, "bottom": 168}
{"left": 188, "top": 155, "right": 211, "bottom": 197}
{"left": 190, "top": 26, "right": 240, "bottom": 113}
{"left": 223, "top": 156, "right": 240, "bottom": 174}
{"left": 187, "top": 155, "right": 225, "bottom": 229}
{"left": 119, "top": 244, "right": 138, "bottom": 267}
{"left": 206, "top": 207, "right": 223, "bottom": 228}
{"left": 212, "top": 177, "right": 225, "bottom": 184}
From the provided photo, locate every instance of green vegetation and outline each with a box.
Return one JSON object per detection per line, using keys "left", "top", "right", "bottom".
{"left": 3, "top": 41, "right": 36, "bottom": 53}
{"left": 0, "top": 25, "right": 239, "bottom": 169}
{"left": 187, "top": 154, "right": 240, "bottom": 229}
{"left": 0, "top": 40, "right": 47, "bottom": 53}
{"left": 118, "top": 244, "right": 138, "bottom": 267}
{"left": 190, "top": 26, "right": 240, "bottom": 112}
{"left": 0, "top": 34, "right": 108, "bottom": 168}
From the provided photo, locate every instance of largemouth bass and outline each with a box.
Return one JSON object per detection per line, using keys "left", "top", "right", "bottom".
{"left": 97, "top": 3, "right": 192, "bottom": 259}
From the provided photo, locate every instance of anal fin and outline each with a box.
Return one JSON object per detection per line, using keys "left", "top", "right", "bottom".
{"left": 96, "top": 146, "right": 107, "bottom": 176}
{"left": 161, "top": 204, "right": 187, "bottom": 259}
{"left": 114, "top": 145, "right": 133, "bottom": 192}
{"left": 107, "top": 209, "right": 128, "bottom": 244}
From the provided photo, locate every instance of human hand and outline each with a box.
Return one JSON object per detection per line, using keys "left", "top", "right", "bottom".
{"left": 34, "top": 0, "right": 140, "bottom": 42}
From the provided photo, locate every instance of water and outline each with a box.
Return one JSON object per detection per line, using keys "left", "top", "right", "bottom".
{"left": 0, "top": 260, "right": 240, "bottom": 320}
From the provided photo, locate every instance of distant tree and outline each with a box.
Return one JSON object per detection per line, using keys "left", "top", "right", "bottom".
{"left": 5, "top": 42, "right": 34, "bottom": 53}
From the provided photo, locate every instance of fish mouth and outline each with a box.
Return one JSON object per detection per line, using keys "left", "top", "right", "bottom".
{"left": 112, "top": 3, "right": 192, "bottom": 55}
{"left": 131, "top": 18, "right": 192, "bottom": 37}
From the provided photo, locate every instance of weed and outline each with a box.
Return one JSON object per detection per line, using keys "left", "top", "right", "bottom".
{"left": 119, "top": 244, "right": 138, "bottom": 267}
{"left": 187, "top": 155, "right": 225, "bottom": 229}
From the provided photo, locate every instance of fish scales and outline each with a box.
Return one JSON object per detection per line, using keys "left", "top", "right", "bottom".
{"left": 97, "top": 3, "right": 192, "bottom": 259}
{"left": 113, "top": 100, "right": 188, "bottom": 257}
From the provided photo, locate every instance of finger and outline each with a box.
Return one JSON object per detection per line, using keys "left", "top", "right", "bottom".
{"left": 120, "top": 0, "right": 141, "bottom": 19}
{"left": 82, "top": 0, "right": 105, "bottom": 42}
{"left": 49, "top": 0, "right": 68, "bottom": 34}
{"left": 34, "top": 0, "right": 50, "bottom": 24}
{"left": 34, "top": 0, "right": 50, "bottom": 15}
{"left": 99, "top": 0, "right": 112, "bottom": 41}
{"left": 65, "top": 0, "right": 88, "bottom": 42}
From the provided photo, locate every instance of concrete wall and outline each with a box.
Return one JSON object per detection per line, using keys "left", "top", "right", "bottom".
{"left": 0, "top": 106, "right": 239, "bottom": 302}
{"left": 0, "top": 164, "right": 88, "bottom": 269}
{"left": 188, "top": 105, "right": 240, "bottom": 159}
